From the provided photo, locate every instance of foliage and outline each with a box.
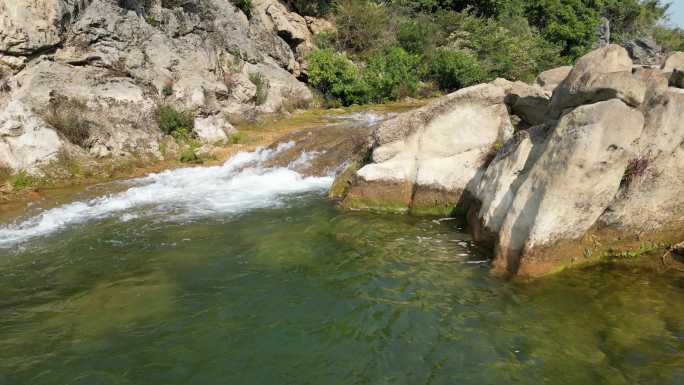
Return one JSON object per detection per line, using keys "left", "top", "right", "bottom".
{"left": 307, "top": 49, "right": 370, "bottom": 106}
{"left": 44, "top": 95, "right": 91, "bottom": 148}
{"left": 156, "top": 105, "right": 195, "bottom": 137}
{"left": 423, "top": 48, "right": 484, "bottom": 91}
{"left": 11, "top": 171, "right": 37, "bottom": 190}
{"left": 229, "top": 132, "right": 248, "bottom": 144}
{"left": 335, "top": 0, "right": 392, "bottom": 54}
{"left": 653, "top": 26, "right": 684, "bottom": 52}
{"left": 248, "top": 72, "right": 270, "bottom": 106}
{"left": 179, "top": 146, "right": 201, "bottom": 163}
{"left": 364, "top": 47, "right": 421, "bottom": 101}
{"left": 397, "top": 18, "right": 439, "bottom": 54}
{"left": 231, "top": 0, "right": 253, "bottom": 18}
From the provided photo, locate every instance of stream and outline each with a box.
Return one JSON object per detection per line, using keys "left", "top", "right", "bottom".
{"left": 0, "top": 112, "right": 683, "bottom": 384}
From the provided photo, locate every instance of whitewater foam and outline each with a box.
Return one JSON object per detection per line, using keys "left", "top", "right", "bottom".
{"left": 0, "top": 142, "right": 333, "bottom": 248}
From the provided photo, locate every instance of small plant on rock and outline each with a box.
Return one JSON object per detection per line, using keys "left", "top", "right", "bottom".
{"left": 155, "top": 105, "right": 195, "bottom": 138}
{"left": 44, "top": 94, "right": 92, "bottom": 148}
{"left": 231, "top": 0, "right": 252, "bottom": 18}
{"left": 622, "top": 152, "right": 654, "bottom": 187}
{"left": 162, "top": 80, "right": 174, "bottom": 97}
{"left": 11, "top": 171, "right": 37, "bottom": 190}
{"left": 249, "top": 72, "right": 270, "bottom": 106}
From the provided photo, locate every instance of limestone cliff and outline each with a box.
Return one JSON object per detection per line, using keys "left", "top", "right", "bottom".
{"left": 0, "top": 0, "right": 321, "bottom": 172}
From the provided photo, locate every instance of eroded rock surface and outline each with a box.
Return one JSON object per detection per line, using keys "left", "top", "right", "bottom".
{"left": 0, "top": 0, "right": 319, "bottom": 173}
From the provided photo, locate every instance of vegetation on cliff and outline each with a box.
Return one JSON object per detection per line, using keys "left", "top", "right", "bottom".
{"left": 305, "top": 0, "right": 684, "bottom": 106}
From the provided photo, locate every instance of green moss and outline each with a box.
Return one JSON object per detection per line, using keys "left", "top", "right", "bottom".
{"left": 11, "top": 171, "right": 37, "bottom": 190}
{"left": 341, "top": 196, "right": 409, "bottom": 214}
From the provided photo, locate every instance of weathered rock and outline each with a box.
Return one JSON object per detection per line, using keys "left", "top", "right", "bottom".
{"left": 305, "top": 16, "right": 334, "bottom": 35}
{"left": 661, "top": 51, "right": 684, "bottom": 73}
{"left": 492, "top": 100, "right": 644, "bottom": 276}
{"left": 342, "top": 84, "right": 513, "bottom": 214}
{"left": 674, "top": 242, "right": 684, "bottom": 256}
{"left": 599, "top": 88, "right": 684, "bottom": 231}
{"left": 470, "top": 124, "right": 549, "bottom": 241}
{"left": 550, "top": 45, "right": 645, "bottom": 115}
{"left": 535, "top": 66, "right": 572, "bottom": 94}
{"left": 194, "top": 115, "right": 236, "bottom": 143}
{"left": 0, "top": 0, "right": 89, "bottom": 55}
{"left": 624, "top": 37, "right": 663, "bottom": 66}
{"left": 0, "top": 0, "right": 315, "bottom": 172}
{"left": 492, "top": 78, "right": 550, "bottom": 126}
{"left": 0, "top": 100, "right": 64, "bottom": 171}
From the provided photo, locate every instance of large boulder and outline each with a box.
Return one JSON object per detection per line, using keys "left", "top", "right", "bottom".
{"left": 550, "top": 45, "right": 645, "bottom": 116}
{"left": 193, "top": 115, "right": 237, "bottom": 143}
{"left": 492, "top": 78, "right": 550, "bottom": 126}
{"left": 661, "top": 52, "right": 684, "bottom": 73}
{"left": 341, "top": 84, "right": 513, "bottom": 215}
{"left": 535, "top": 66, "right": 572, "bottom": 94}
{"left": 492, "top": 99, "right": 645, "bottom": 276}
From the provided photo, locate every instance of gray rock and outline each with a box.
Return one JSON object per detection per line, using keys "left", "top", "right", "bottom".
{"left": 535, "top": 66, "right": 572, "bottom": 95}
{"left": 492, "top": 78, "right": 550, "bottom": 126}
{"left": 624, "top": 37, "right": 663, "bottom": 66}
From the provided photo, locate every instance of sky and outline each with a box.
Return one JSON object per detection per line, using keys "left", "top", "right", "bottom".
{"left": 670, "top": 0, "right": 684, "bottom": 28}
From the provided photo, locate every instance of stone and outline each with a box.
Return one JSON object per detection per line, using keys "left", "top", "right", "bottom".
{"left": 492, "top": 78, "right": 550, "bottom": 126}
{"left": 550, "top": 45, "right": 645, "bottom": 115}
{"left": 0, "top": 0, "right": 89, "bottom": 55}
{"left": 194, "top": 115, "right": 237, "bottom": 143}
{"left": 0, "top": 100, "right": 64, "bottom": 171}
{"left": 492, "top": 99, "right": 645, "bottom": 276}
{"left": 535, "top": 66, "right": 572, "bottom": 94}
{"left": 343, "top": 84, "right": 513, "bottom": 214}
{"left": 470, "top": 124, "right": 549, "bottom": 240}
{"left": 305, "top": 16, "right": 335, "bottom": 35}
{"left": 661, "top": 51, "right": 684, "bottom": 73}
{"left": 624, "top": 37, "right": 663, "bottom": 66}
{"left": 671, "top": 69, "right": 684, "bottom": 88}
{"left": 674, "top": 242, "right": 684, "bottom": 256}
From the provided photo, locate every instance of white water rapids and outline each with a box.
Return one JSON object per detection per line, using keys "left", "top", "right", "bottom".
{"left": 0, "top": 142, "right": 334, "bottom": 248}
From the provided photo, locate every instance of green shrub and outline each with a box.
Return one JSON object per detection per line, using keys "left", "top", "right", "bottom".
{"left": 162, "top": 80, "right": 174, "bottom": 97}
{"left": 229, "top": 132, "right": 248, "bottom": 144}
{"left": 307, "top": 49, "right": 370, "bottom": 106}
{"left": 397, "top": 18, "right": 439, "bottom": 55}
{"left": 335, "top": 0, "right": 391, "bottom": 54}
{"left": 423, "top": 48, "right": 484, "bottom": 91}
{"left": 11, "top": 171, "right": 36, "bottom": 190}
{"left": 179, "top": 147, "right": 201, "bottom": 163}
{"left": 363, "top": 47, "right": 420, "bottom": 102}
{"left": 248, "top": 72, "right": 270, "bottom": 106}
{"left": 284, "top": 0, "right": 332, "bottom": 16}
{"left": 653, "top": 26, "right": 684, "bottom": 52}
{"left": 156, "top": 105, "right": 195, "bottom": 137}
{"left": 231, "top": 0, "right": 252, "bottom": 18}
{"left": 44, "top": 95, "right": 91, "bottom": 148}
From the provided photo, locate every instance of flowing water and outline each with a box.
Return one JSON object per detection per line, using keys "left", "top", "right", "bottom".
{"left": 1, "top": 121, "right": 684, "bottom": 384}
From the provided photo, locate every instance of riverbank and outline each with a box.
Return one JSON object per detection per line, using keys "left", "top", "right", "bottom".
{"left": 0, "top": 100, "right": 425, "bottom": 218}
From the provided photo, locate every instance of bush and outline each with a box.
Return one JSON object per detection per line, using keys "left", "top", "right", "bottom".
{"left": 335, "top": 0, "right": 392, "bottom": 54}
{"left": 179, "top": 147, "right": 201, "bottom": 163}
{"left": 156, "top": 105, "right": 195, "bottom": 137}
{"left": 397, "top": 18, "right": 439, "bottom": 55}
{"left": 44, "top": 95, "right": 91, "bottom": 148}
{"left": 248, "top": 72, "right": 270, "bottom": 106}
{"left": 423, "top": 48, "right": 484, "bottom": 91}
{"left": 307, "top": 49, "right": 370, "bottom": 106}
{"left": 11, "top": 171, "right": 36, "bottom": 190}
{"left": 284, "top": 0, "right": 332, "bottom": 16}
{"left": 231, "top": 0, "right": 252, "bottom": 18}
{"left": 363, "top": 47, "right": 420, "bottom": 102}
{"left": 229, "top": 132, "right": 248, "bottom": 144}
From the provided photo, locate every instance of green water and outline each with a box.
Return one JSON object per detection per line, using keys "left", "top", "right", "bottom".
{"left": 1, "top": 196, "right": 683, "bottom": 384}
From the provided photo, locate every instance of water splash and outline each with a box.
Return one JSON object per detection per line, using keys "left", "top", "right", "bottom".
{"left": 0, "top": 142, "right": 334, "bottom": 248}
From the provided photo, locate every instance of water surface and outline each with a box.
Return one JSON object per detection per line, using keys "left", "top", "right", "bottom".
{"left": 1, "top": 143, "right": 683, "bottom": 385}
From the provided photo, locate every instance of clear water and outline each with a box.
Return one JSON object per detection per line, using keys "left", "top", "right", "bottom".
{"left": 1, "top": 146, "right": 684, "bottom": 385}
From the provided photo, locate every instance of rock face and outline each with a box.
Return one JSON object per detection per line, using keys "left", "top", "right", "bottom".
{"left": 535, "top": 66, "right": 572, "bottom": 94}
{"left": 341, "top": 84, "right": 513, "bottom": 215}
{"left": 334, "top": 45, "right": 684, "bottom": 276}
{"left": 0, "top": 0, "right": 319, "bottom": 173}
{"left": 624, "top": 37, "right": 663, "bottom": 66}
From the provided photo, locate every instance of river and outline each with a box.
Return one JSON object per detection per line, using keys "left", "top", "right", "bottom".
{"left": 0, "top": 115, "right": 683, "bottom": 384}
